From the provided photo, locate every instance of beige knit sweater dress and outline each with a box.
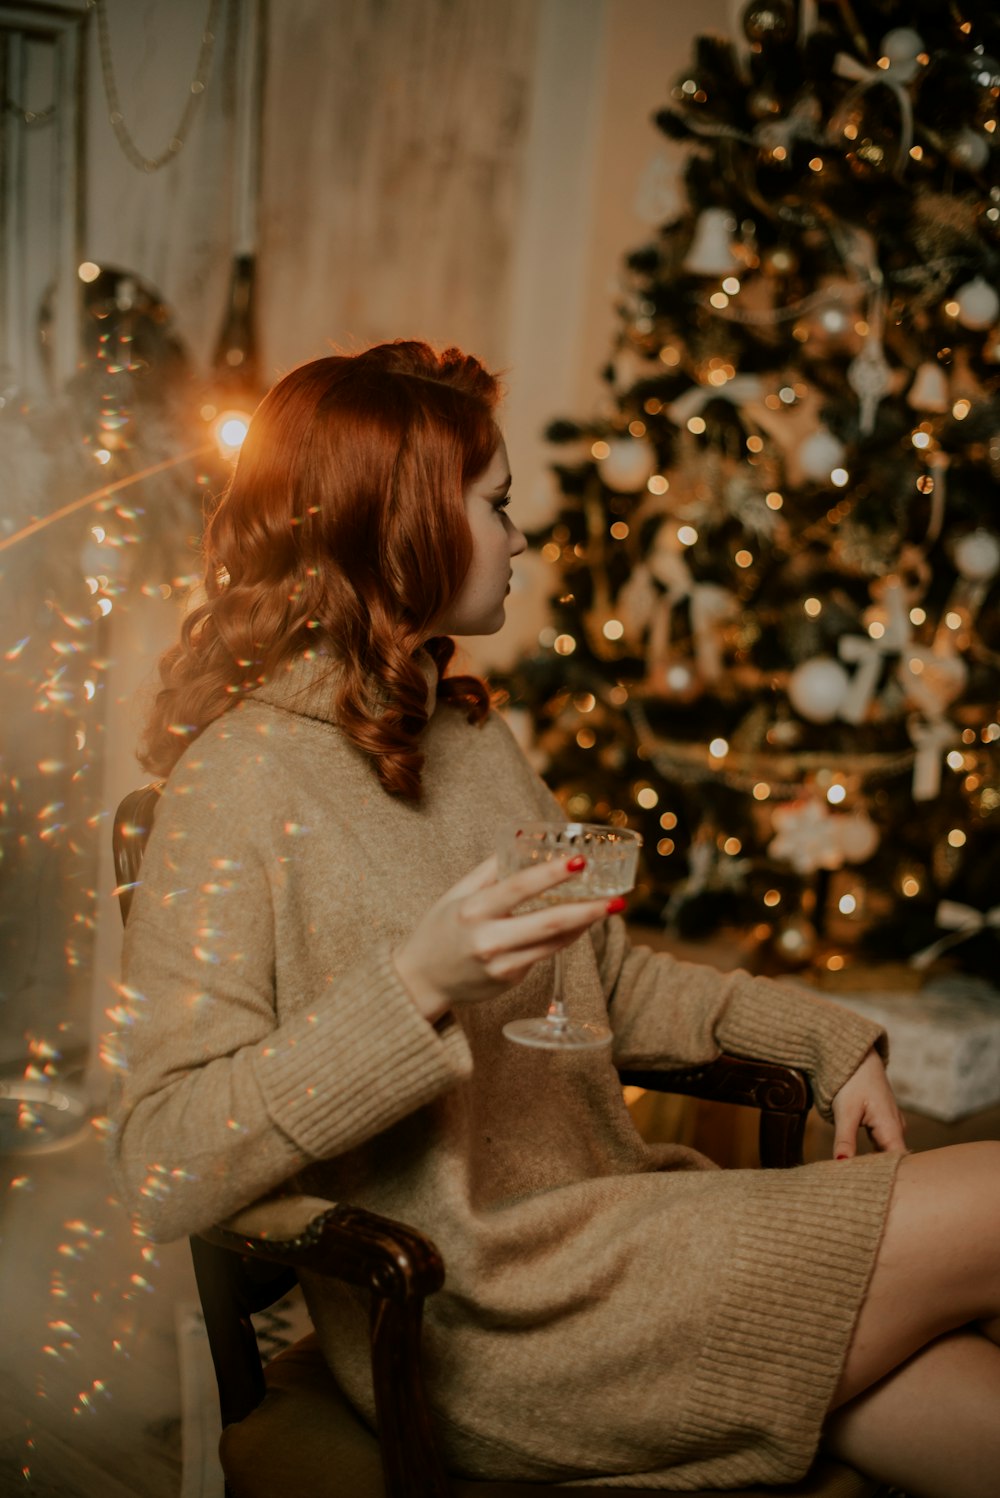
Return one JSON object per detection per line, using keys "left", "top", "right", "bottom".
{"left": 109, "top": 654, "right": 901, "bottom": 1490}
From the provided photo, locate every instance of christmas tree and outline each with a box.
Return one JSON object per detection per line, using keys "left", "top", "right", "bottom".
{"left": 501, "top": 0, "right": 1000, "bottom": 979}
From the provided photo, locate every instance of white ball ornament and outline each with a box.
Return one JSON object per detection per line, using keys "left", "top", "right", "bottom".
{"left": 879, "top": 28, "right": 925, "bottom": 82}
{"left": 955, "top": 276, "right": 1000, "bottom": 331}
{"left": 798, "top": 427, "right": 846, "bottom": 481}
{"left": 787, "top": 657, "right": 850, "bottom": 723}
{"left": 950, "top": 130, "right": 990, "bottom": 173}
{"left": 598, "top": 435, "right": 658, "bottom": 494}
{"left": 837, "top": 813, "right": 880, "bottom": 865}
{"left": 953, "top": 528, "right": 1000, "bottom": 582}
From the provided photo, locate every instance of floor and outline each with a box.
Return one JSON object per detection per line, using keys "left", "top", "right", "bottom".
{"left": 2, "top": 1022, "right": 998, "bottom": 1497}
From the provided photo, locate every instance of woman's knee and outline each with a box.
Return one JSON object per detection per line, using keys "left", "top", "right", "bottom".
{"left": 832, "top": 1142, "right": 1000, "bottom": 1406}
{"left": 879, "top": 1143, "right": 1000, "bottom": 1322}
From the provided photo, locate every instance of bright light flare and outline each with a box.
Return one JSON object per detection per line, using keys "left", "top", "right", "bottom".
{"left": 214, "top": 411, "right": 251, "bottom": 456}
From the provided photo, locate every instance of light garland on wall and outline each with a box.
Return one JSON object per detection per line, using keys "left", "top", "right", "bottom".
{"left": 91, "top": 0, "right": 223, "bottom": 172}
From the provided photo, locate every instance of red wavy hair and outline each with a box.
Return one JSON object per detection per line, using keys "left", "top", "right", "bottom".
{"left": 140, "top": 341, "right": 500, "bottom": 797}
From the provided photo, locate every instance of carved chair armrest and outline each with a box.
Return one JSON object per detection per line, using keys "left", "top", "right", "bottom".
{"left": 618, "top": 1054, "right": 813, "bottom": 1168}
{"left": 200, "top": 1193, "right": 450, "bottom": 1497}
{"left": 205, "top": 1191, "right": 444, "bottom": 1301}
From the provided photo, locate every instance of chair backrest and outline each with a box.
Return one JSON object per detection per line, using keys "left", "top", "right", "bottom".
{"left": 113, "top": 786, "right": 300, "bottom": 1428}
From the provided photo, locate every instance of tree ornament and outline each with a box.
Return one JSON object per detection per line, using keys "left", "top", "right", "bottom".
{"left": 639, "top": 522, "right": 739, "bottom": 684}
{"left": 907, "top": 361, "right": 949, "bottom": 412}
{"left": 878, "top": 29, "right": 925, "bottom": 84}
{"left": 787, "top": 657, "right": 850, "bottom": 722}
{"left": 755, "top": 97, "right": 823, "bottom": 163}
{"left": 838, "top": 813, "right": 880, "bottom": 864}
{"left": 742, "top": 1, "right": 795, "bottom": 48}
{"left": 954, "top": 276, "right": 1000, "bottom": 331}
{"left": 908, "top": 715, "right": 959, "bottom": 802}
{"left": 837, "top": 578, "right": 912, "bottom": 724}
{"left": 798, "top": 426, "right": 846, "bottom": 480}
{"left": 953, "top": 528, "right": 1000, "bottom": 583}
{"left": 899, "top": 650, "right": 967, "bottom": 721}
{"left": 683, "top": 208, "right": 736, "bottom": 276}
{"left": 617, "top": 562, "right": 659, "bottom": 642}
{"left": 851, "top": 138, "right": 886, "bottom": 176}
{"left": 847, "top": 290, "right": 892, "bottom": 435}
{"left": 667, "top": 374, "right": 764, "bottom": 429}
{"left": 833, "top": 42, "right": 917, "bottom": 177}
{"left": 598, "top": 435, "right": 657, "bottom": 493}
{"left": 949, "top": 129, "right": 990, "bottom": 173}
{"left": 972, "top": 53, "right": 1000, "bottom": 88}
{"left": 768, "top": 800, "right": 844, "bottom": 874}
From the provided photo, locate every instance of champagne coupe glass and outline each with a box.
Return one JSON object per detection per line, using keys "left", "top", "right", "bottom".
{"left": 497, "top": 821, "right": 642, "bottom": 1050}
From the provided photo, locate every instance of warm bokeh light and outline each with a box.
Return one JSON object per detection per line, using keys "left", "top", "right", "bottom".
{"left": 214, "top": 411, "right": 251, "bottom": 456}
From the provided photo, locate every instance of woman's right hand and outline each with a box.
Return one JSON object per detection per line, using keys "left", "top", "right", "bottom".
{"left": 393, "top": 854, "right": 622, "bottom": 1023}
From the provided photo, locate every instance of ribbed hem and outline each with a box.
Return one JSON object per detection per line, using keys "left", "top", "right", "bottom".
{"left": 718, "top": 976, "right": 888, "bottom": 1121}
{"left": 662, "top": 1152, "right": 900, "bottom": 1489}
{"left": 255, "top": 942, "right": 473, "bottom": 1160}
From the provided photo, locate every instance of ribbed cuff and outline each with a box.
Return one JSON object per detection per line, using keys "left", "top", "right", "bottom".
{"left": 717, "top": 976, "right": 888, "bottom": 1121}
{"left": 255, "top": 942, "right": 473, "bottom": 1160}
{"left": 665, "top": 1152, "right": 900, "bottom": 1487}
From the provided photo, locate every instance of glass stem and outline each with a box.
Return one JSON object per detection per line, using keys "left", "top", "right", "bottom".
{"left": 546, "top": 947, "right": 569, "bottom": 1031}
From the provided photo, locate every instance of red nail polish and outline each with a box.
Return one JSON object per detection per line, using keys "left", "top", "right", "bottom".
{"left": 606, "top": 895, "right": 627, "bottom": 915}
{"left": 566, "top": 855, "right": 586, "bottom": 872}
{"left": 836, "top": 1153, "right": 849, "bottom": 1160}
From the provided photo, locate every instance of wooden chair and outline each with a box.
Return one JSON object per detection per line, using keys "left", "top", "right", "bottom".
{"left": 113, "top": 785, "right": 879, "bottom": 1498}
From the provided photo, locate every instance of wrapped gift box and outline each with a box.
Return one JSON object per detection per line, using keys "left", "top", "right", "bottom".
{"left": 820, "top": 975, "right": 1000, "bottom": 1122}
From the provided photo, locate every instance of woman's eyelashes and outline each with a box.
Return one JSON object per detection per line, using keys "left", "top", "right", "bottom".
{"left": 494, "top": 494, "right": 512, "bottom": 513}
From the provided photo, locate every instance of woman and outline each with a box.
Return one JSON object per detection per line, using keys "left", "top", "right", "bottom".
{"left": 110, "top": 341, "right": 1000, "bottom": 1496}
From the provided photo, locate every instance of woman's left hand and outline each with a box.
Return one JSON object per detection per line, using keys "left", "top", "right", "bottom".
{"left": 830, "top": 1047, "right": 907, "bottom": 1159}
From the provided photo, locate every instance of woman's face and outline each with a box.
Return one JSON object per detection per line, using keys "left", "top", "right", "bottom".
{"left": 435, "top": 438, "right": 526, "bottom": 637}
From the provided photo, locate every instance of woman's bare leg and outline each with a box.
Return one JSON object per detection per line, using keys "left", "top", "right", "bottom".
{"left": 819, "top": 1141, "right": 1000, "bottom": 1498}
{"left": 825, "top": 1331, "right": 1000, "bottom": 1498}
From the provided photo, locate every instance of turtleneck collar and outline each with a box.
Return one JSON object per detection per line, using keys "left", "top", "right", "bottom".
{"left": 251, "top": 648, "right": 439, "bottom": 725}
